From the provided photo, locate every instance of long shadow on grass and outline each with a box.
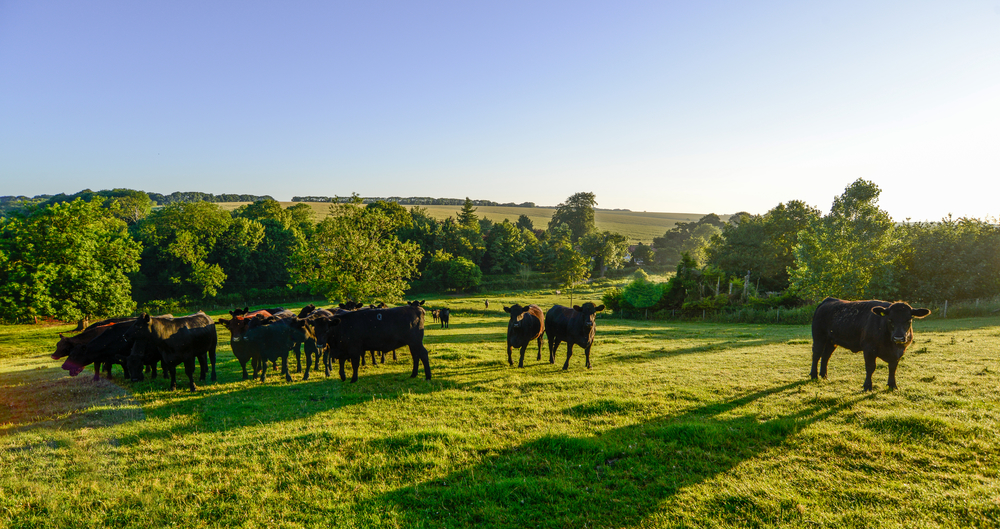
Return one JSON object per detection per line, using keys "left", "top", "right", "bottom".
{"left": 612, "top": 338, "right": 783, "bottom": 364}
{"left": 367, "top": 380, "right": 870, "bottom": 528}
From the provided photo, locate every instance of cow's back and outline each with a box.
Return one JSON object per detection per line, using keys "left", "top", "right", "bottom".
{"left": 545, "top": 305, "right": 576, "bottom": 340}
{"left": 813, "top": 298, "right": 887, "bottom": 352}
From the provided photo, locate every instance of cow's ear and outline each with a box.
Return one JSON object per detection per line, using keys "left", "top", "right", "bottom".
{"left": 243, "top": 307, "right": 249, "bottom": 313}
{"left": 216, "top": 318, "right": 229, "bottom": 326}
{"left": 573, "top": 305, "right": 582, "bottom": 312}
{"left": 141, "top": 313, "right": 151, "bottom": 323}
{"left": 596, "top": 305, "right": 606, "bottom": 312}
{"left": 911, "top": 308, "right": 931, "bottom": 318}
{"left": 419, "top": 300, "right": 425, "bottom": 305}
{"left": 503, "top": 306, "right": 511, "bottom": 313}
{"left": 872, "top": 307, "right": 887, "bottom": 317}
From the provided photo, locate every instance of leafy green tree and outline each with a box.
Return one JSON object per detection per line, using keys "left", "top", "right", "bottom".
{"left": 438, "top": 217, "right": 486, "bottom": 265}
{"left": 548, "top": 192, "right": 597, "bottom": 241}
{"left": 631, "top": 243, "right": 655, "bottom": 265}
{"left": 448, "top": 257, "right": 483, "bottom": 292}
{"left": 790, "top": 179, "right": 899, "bottom": 300}
{"left": 553, "top": 245, "right": 590, "bottom": 304}
{"left": 482, "top": 220, "right": 526, "bottom": 274}
{"left": 106, "top": 190, "right": 154, "bottom": 225}
{"left": 397, "top": 206, "right": 440, "bottom": 271}
{"left": 706, "top": 200, "right": 820, "bottom": 292}
{"left": 365, "top": 201, "right": 413, "bottom": 229}
{"left": 457, "top": 197, "right": 480, "bottom": 231}
{"left": 897, "top": 216, "right": 1000, "bottom": 301}
{"left": 0, "top": 199, "right": 141, "bottom": 324}
{"left": 291, "top": 201, "right": 421, "bottom": 303}
{"left": 516, "top": 214, "right": 534, "bottom": 232}
{"left": 579, "top": 230, "right": 630, "bottom": 277}
{"left": 132, "top": 201, "right": 232, "bottom": 299}
{"left": 653, "top": 214, "right": 726, "bottom": 267}
{"left": 622, "top": 269, "right": 663, "bottom": 316}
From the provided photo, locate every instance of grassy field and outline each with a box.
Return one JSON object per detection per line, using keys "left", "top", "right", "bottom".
{"left": 2, "top": 287, "right": 999, "bottom": 528}
{"left": 215, "top": 202, "right": 713, "bottom": 244}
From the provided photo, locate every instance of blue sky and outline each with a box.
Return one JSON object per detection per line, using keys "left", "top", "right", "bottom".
{"left": 1, "top": 1, "right": 998, "bottom": 221}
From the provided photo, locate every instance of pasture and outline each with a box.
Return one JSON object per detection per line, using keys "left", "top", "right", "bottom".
{"left": 216, "top": 202, "right": 712, "bottom": 244}
{"left": 1, "top": 293, "right": 999, "bottom": 528}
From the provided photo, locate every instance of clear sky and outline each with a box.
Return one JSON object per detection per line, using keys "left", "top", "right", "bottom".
{"left": 1, "top": 1, "right": 998, "bottom": 221}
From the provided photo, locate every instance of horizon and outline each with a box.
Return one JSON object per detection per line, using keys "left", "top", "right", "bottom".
{"left": 2, "top": 2, "right": 999, "bottom": 222}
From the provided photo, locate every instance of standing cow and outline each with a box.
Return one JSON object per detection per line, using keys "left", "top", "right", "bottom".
{"left": 125, "top": 312, "right": 218, "bottom": 391}
{"left": 304, "top": 304, "right": 431, "bottom": 383}
{"left": 504, "top": 304, "right": 545, "bottom": 368}
{"left": 810, "top": 297, "right": 931, "bottom": 391}
{"left": 545, "top": 303, "right": 605, "bottom": 370}
{"left": 438, "top": 308, "right": 450, "bottom": 329}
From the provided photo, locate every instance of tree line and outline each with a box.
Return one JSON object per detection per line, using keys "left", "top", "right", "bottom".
{"left": 1, "top": 181, "right": 996, "bottom": 325}
{"left": 606, "top": 179, "right": 1000, "bottom": 316}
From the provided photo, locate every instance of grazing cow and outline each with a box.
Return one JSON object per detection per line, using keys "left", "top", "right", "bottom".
{"left": 810, "top": 297, "right": 931, "bottom": 391}
{"left": 304, "top": 305, "right": 431, "bottom": 383}
{"left": 431, "top": 309, "right": 440, "bottom": 323}
{"left": 504, "top": 304, "right": 545, "bottom": 368}
{"left": 125, "top": 312, "right": 218, "bottom": 391}
{"left": 292, "top": 305, "right": 336, "bottom": 379}
{"left": 62, "top": 318, "right": 138, "bottom": 380}
{"left": 438, "top": 308, "right": 450, "bottom": 329}
{"left": 51, "top": 318, "right": 128, "bottom": 360}
{"left": 485, "top": 300, "right": 490, "bottom": 310}
{"left": 545, "top": 303, "right": 606, "bottom": 370}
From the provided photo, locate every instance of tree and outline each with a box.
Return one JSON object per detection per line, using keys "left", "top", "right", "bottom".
{"left": 652, "top": 214, "right": 726, "bottom": 267}
{"left": 457, "top": 197, "right": 479, "bottom": 231}
{"left": 790, "top": 179, "right": 899, "bottom": 300}
{"left": 706, "top": 200, "right": 820, "bottom": 292}
{"left": 897, "top": 216, "right": 1000, "bottom": 302}
{"left": 579, "top": 231, "right": 630, "bottom": 277}
{"left": 0, "top": 199, "right": 141, "bottom": 324}
{"left": 106, "top": 190, "right": 154, "bottom": 225}
{"left": 291, "top": 200, "right": 421, "bottom": 303}
{"left": 548, "top": 192, "right": 597, "bottom": 241}
{"left": 622, "top": 269, "right": 663, "bottom": 317}
{"left": 631, "top": 243, "right": 655, "bottom": 265}
{"left": 482, "top": 220, "right": 526, "bottom": 274}
{"left": 516, "top": 214, "right": 534, "bottom": 232}
{"left": 132, "top": 201, "right": 232, "bottom": 299}
{"left": 437, "top": 217, "right": 486, "bottom": 265}
{"left": 553, "top": 245, "right": 590, "bottom": 305}
{"left": 448, "top": 257, "right": 483, "bottom": 292}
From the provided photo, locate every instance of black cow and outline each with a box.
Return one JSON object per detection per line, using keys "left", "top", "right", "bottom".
{"left": 810, "top": 297, "right": 931, "bottom": 391}
{"left": 545, "top": 303, "right": 606, "bottom": 370}
{"left": 305, "top": 305, "right": 431, "bottom": 383}
{"left": 216, "top": 309, "right": 274, "bottom": 380}
{"left": 239, "top": 316, "right": 307, "bottom": 383}
{"left": 62, "top": 318, "right": 138, "bottom": 380}
{"left": 438, "top": 308, "right": 450, "bottom": 329}
{"left": 504, "top": 304, "right": 545, "bottom": 368}
{"left": 125, "top": 312, "right": 218, "bottom": 391}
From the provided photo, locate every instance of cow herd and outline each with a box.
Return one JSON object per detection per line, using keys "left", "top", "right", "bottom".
{"left": 50, "top": 296, "right": 932, "bottom": 393}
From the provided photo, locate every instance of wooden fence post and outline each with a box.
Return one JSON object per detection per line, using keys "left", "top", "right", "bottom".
{"left": 943, "top": 300, "right": 948, "bottom": 319}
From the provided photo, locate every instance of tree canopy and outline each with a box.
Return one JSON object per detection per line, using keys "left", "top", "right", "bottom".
{"left": 548, "top": 192, "right": 597, "bottom": 241}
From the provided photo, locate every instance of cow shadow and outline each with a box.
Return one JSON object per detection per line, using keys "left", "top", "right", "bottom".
{"left": 612, "top": 338, "right": 785, "bottom": 363}
{"left": 359, "top": 380, "right": 870, "bottom": 528}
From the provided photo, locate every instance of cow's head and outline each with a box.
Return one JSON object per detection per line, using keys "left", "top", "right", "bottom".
{"left": 573, "top": 303, "right": 606, "bottom": 328}
{"left": 61, "top": 357, "right": 86, "bottom": 377}
{"left": 124, "top": 313, "right": 153, "bottom": 342}
{"left": 872, "top": 302, "right": 931, "bottom": 357}
{"left": 52, "top": 334, "right": 72, "bottom": 360}
{"left": 126, "top": 343, "right": 148, "bottom": 382}
{"left": 504, "top": 304, "right": 529, "bottom": 329}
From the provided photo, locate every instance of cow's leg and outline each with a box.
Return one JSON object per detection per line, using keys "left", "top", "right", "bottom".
{"left": 303, "top": 348, "right": 311, "bottom": 381}
{"left": 507, "top": 344, "right": 514, "bottom": 366}
{"left": 863, "top": 352, "right": 877, "bottom": 391}
{"left": 518, "top": 345, "right": 528, "bottom": 368}
{"left": 184, "top": 358, "right": 197, "bottom": 391}
{"left": 584, "top": 345, "right": 592, "bottom": 369}
{"left": 349, "top": 355, "right": 360, "bottom": 383}
{"left": 562, "top": 343, "right": 574, "bottom": 370}
{"left": 293, "top": 342, "right": 302, "bottom": 373}
{"left": 392, "top": 349, "right": 397, "bottom": 361}
{"left": 380, "top": 350, "right": 386, "bottom": 364}
{"left": 819, "top": 344, "right": 834, "bottom": 379}
{"left": 239, "top": 359, "right": 250, "bottom": 380}
{"left": 414, "top": 344, "right": 432, "bottom": 380}
{"left": 197, "top": 352, "right": 207, "bottom": 381}
{"left": 167, "top": 363, "right": 178, "bottom": 391}
{"left": 370, "top": 350, "right": 377, "bottom": 366}
{"left": 208, "top": 345, "right": 217, "bottom": 382}
{"left": 92, "top": 363, "right": 101, "bottom": 381}
{"left": 282, "top": 354, "right": 292, "bottom": 383}
{"left": 887, "top": 358, "right": 899, "bottom": 389}
{"left": 260, "top": 358, "right": 269, "bottom": 383}
{"left": 410, "top": 346, "right": 420, "bottom": 378}
{"left": 550, "top": 339, "right": 561, "bottom": 364}
{"left": 537, "top": 336, "right": 544, "bottom": 361}
{"left": 338, "top": 357, "right": 347, "bottom": 381}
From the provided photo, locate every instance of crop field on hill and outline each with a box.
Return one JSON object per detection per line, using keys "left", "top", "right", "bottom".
{"left": 216, "top": 202, "right": 713, "bottom": 244}
{"left": 1, "top": 289, "right": 998, "bottom": 528}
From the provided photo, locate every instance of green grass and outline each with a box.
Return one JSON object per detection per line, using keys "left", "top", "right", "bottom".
{"left": 216, "top": 202, "right": 709, "bottom": 244}
{"left": 1, "top": 296, "right": 999, "bottom": 528}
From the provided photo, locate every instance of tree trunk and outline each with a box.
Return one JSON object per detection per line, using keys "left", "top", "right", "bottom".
{"left": 73, "top": 317, "right": 89, "bottom": 332}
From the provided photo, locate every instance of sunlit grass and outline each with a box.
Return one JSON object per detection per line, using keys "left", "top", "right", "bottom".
{"left": 1, "top": 296, "right": 998, "bottom": 528}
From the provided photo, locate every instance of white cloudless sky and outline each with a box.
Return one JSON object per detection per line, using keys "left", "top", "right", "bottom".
{"left": 1, "top": 1, "right": 998, "bottom": 221}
